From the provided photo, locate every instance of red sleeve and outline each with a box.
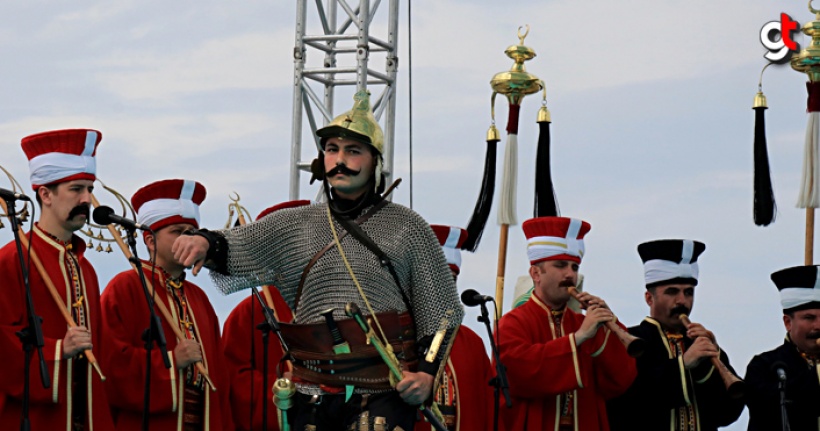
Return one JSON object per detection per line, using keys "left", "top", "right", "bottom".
{"left": 0, "top": 242, "right": 65, "bottom": 404}
{"left": 223, "top": 296, "right": 286, "bottom": 431}
{"left": 498, "top": 305, "right": 588, "bottom": 399}
{"left": 200, "top": 298, "right": 236, "bottom": 430}
{"left": 463, "top": 328, "right": 495, "bottom": 431}
{"left": 590, "top": 322, "right": 637, "bottom": 399}
{"left": 100, "top": 271, "right": 178, "bottom": 413}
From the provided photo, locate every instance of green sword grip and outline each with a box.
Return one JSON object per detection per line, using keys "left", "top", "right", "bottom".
{"left": 345, "top": 302, "right": 403, "bottom": 381}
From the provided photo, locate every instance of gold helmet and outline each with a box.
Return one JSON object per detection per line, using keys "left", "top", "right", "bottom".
{"left": 316, "top": 90, "right": 384, "bottom": 155}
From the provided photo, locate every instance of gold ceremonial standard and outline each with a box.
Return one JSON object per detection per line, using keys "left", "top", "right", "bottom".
{"left": 490, "top": 26, "right": 544, "bottom": 105}
{"left": 489, "top": 26, "right": 548, "bottom": 316}
{"left": 791, "top": 2, "right": 820, "bottom": 82}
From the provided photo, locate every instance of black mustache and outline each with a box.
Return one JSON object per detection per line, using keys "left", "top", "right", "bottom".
{"left": 326, "top": 164, "right": 361, "bottom": 177}
{"left": 670, "top": 305, "right": 691, "bottom": 317}
{"left": 808, "top": 332, "right": 820, "bottom": 340}
{"left": 560, "top": 280, "right": 575, "bottom": 288}
{"left": 67, "top": 205, "right": 90, "bottom": 220}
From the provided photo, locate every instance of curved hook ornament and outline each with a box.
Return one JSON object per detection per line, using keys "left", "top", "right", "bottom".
{"left": 225, "top": 191, "right": 252, "bottom": 228}
{"left": 0, "top": 164, "right": 31, "bottom": 227}
{"left": 811, "top": 0, "right": 820, "bottom": 16}
{"left": 229, "top": 191, "right": 241, "bottom": 204}
{"left": 540, "top": 79, "right": 547, "bottom": 105}
{"left": 490, "top": 91, "right": 498, "bottom": 124}
{"left": 487, "top": 92, "right": 501, "bottom": 142}
{"left": 517, "top": 25, "right": 530, "bottom": 45}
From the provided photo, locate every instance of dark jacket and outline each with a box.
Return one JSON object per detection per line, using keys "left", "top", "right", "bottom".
{"left": 745, "top": 339, "right": 820, "bottom": 431}
{"left": 607, "top": 318, "right": 744, "bottom": 431}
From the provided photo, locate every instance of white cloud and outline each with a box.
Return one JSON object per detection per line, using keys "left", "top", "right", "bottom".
{"left": 95, "top": 32, "right": 294, "bottom": 101}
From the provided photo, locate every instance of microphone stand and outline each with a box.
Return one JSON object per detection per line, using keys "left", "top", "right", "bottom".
{"left": 251, "top": 287, "right": 290, "bottom": 431}
{"left": 778, "top": 373, "right": 790, "bottom": 431}
{"left": 5, "top": 198, "right": 49, "bottom": 431}
{"left": 476, "top": 299, "right": 511, "bottom": 431}
{"left": 123, "top": 226, "right": 172, "bottom": 431}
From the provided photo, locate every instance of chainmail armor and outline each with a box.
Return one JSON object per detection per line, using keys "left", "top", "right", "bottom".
{"left": 210, "top": 201, "right": 463, "bottom": 363}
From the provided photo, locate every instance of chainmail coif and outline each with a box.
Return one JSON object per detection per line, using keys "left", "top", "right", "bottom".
{"left": 210, "top": 201, "right": 464, "bottom": 356}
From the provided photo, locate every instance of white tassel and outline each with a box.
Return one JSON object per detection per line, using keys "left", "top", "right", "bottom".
{"left": 498, "top": 133, "right": 518, "bottom": 225}
{"left": 798, "top": 111, "right": 820, "bottom": 208}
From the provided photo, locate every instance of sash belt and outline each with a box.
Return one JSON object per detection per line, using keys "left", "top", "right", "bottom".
{"left": 281, "top": 311, "right": 417, "bottom": 389}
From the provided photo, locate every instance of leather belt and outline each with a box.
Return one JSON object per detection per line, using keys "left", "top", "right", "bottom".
{"left": 281, "top": 311, "right": 417, "bottom": 389}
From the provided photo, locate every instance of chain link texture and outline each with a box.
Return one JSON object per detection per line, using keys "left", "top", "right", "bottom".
{"left": 211, "top": 202, "right": 464, "bottom": 356}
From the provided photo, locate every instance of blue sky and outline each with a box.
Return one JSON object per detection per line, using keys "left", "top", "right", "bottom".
{"left": 0, "top": 2, "right": 813, "bottom": 428}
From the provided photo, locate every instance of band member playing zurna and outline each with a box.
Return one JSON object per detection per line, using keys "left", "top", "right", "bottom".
{"left": 498, "top": 216, "right": 636, "bottom": 431}
{"left": 0, "top": 129, "right": 114, "bottom": 430}
{"left": 607, "top": 239, "right": 743, "bottom": 431}
{"left": 222, "top": 200, "right": 310, "bottom": 431}
{"left": 100, "top": 179, "right": 233, "bottom": 430}
{"left": 745, "top": 265, "right": 820, "bottom": 430}
{"left": 172, "top": 91, "right": 463, "bottom": 430}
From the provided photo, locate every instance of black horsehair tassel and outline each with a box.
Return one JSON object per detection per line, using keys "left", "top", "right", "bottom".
{"left": 534, "top": 113, "right": 559, "bottom": 218}
{"left": 753, "top": 101, "right": 776, "bottom": 226}
{"left": 463, "top": 136, "right": 499, "bottom": 252}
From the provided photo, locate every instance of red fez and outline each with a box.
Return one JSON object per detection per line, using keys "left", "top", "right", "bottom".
{"left": 131, "top": 179, "right": 206, "bottom": 232}
{"left": 430, "top": 224, "right": 468, "bottom": 275}
{"left": 522, "top": 216, "right": 591, "bottom": 265}
{"left": 22, "top": 129, "right": 102, "bottom": 190}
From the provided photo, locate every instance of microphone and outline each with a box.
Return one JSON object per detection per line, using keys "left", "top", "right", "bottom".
{"left": 92, "top": 206, "right": 151, "bottom": 231}
{"left": 461, "top": 289, "right": 494, "bottom": 307}
{"left": 0, "top": 188, "right": 32, "bottom": 202}
{"left": 771, "top": 361, "right": 787, "bottom": 382}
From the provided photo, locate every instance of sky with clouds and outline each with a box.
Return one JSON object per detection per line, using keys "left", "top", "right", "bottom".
{"left": 0, "top": 1, "right": 814, "bottom": 428}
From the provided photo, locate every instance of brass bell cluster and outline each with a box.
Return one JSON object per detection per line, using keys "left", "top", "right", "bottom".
{"left": 81, "top": 180, "right": 137, "bottom": 254}
{"left": 81, "top": 227, "right": 115, "bottom": 253}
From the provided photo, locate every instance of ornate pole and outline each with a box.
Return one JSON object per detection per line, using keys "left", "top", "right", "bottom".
{"left": 791, "top": 1, "right": 820, "bottom": 264}
{"left": 490, "top": 27, "right": 544, "bottom": 316}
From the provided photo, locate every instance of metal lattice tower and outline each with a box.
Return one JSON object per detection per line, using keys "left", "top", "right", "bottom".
{"left": 289, "top": 0, "right": 399, "bottom": 200}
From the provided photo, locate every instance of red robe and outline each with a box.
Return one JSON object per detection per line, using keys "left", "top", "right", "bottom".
{"left": 0, "top": 224, "right": 114, "bottom": 430}
{"left": 415, "top": 325, "right": 494, "bottom": 431}
{"left": 222, "top": 286, "right": 294, "bottom": 431}
{"left": 100, "top": 262, "right": 233, "bottom": 431}
{"left": 498, "top": 294, "right": 636, "bottom": 431}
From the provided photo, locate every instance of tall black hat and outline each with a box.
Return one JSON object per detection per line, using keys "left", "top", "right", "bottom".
{"left": 771, "top": 265, "right": 820, "bottom": 313}
{"left": 637, "top": 239, "right": 706, "bottom": 289}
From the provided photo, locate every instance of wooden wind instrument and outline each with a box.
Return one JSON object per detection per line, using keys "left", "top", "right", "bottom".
{"left": 678, "top": 314, "right": 745, "bottom": 400}
{"left": 567, "top": 287, "right": 646, "bottom": 358}
{"left": 0, "top": 198, "right": 106, "bottom": 380}
{"left": 90, "top": 194, "right": 216, "bottom": 391}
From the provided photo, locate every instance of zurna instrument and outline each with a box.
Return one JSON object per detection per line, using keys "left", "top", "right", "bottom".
{"left": 567, "top": 287, "right": 645, "bottom": 358}
{"left": 679, "top": 314, "right": 745, "bottom": 400}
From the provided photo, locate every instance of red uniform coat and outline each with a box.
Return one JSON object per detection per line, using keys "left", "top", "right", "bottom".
{"left": 0, "top": 225, "right": 114, "bottom": 430}
{"left": 222, "top": 286, "right": 294, "bottom": 431}
{"left": 415, "top": 325, "right": 494, "bottom": 431}
{"left": 498, "top": 294, "right": 636, "bottom": 431}
{"left": 100, "top": 262, "right": 233, "bottom": 431}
